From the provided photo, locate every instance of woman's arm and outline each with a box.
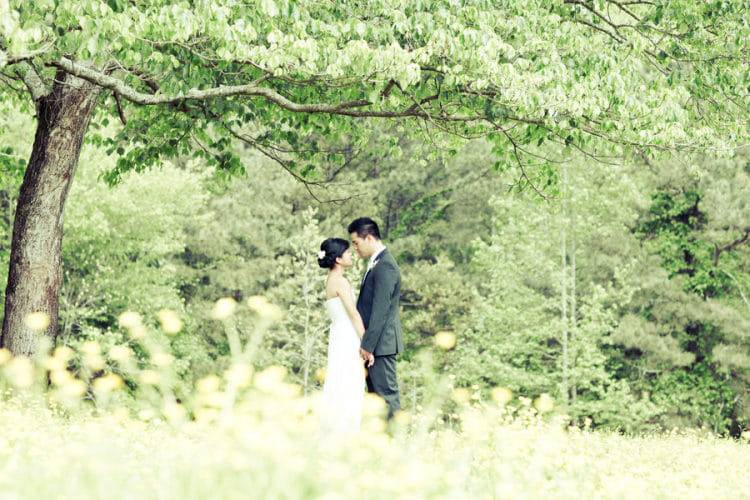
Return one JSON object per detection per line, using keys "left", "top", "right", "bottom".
{"left": 336, "top": 279, "right": 366, "bottom": 338}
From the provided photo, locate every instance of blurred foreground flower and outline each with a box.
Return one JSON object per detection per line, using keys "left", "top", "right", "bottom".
{"left": 253, "top": 365, "right": 286, "bottom": 392}
{"left": 4, "top": 356, "right": 34, "bottom": 388}
{"left": 434, "top": 331, "right": 456, "bottom": 350}
{"left": 139, "top": 370, "right": 161, "bottom": 385}
{"left": 152, "top": 352, "right": 174, "bottom": 368}
{"left": 108, "top": 345, "right": 133, "bottom": 363}
{"left": 24, "top": 311, "right": 50, "bottom": 332}
{"left": 212, "top": 297, "right": 237, "bottom": 320}
{"left": 157, "top": 309, "right": 182, "bottom": 334}
{"left": 363, "top": 393, "right": 387, "bottom": 417}
{"left": 197, "top": 375, "right": 222, "bottom": 393}
{"left": 81, "top": 341, "right": 105, "bottom": 371}
{"left": 93, "top": 374, "right": 123, "bottom": 393}
{"left": 118, "top": 311, "right": 142, "bottom": 329}
{"left": 224, "top": 363, "right": 253, "bottom": 388}
{"left": 452, "top": 388, "right": 471, "bottom": 405}
{"left": 534, "top": 393, "right": 555, "bottom": 413}
{"left": 491, "top": 387, "right": 513, "bottom": 406}
{"left": 246, "top": 295, "right": 283, "bottom": 321}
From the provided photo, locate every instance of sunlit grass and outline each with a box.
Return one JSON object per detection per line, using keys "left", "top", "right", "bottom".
{"left": 0, "top": 303, "right": 747, "bottom": 499}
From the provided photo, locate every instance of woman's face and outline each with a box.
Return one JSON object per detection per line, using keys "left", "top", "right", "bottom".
{"left": 337, "top": 248, "right": 353, "bottom": 268}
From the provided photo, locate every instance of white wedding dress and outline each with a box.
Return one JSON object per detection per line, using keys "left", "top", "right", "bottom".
{"left": 320, "top": 293, "right": 365, "bottom": 434}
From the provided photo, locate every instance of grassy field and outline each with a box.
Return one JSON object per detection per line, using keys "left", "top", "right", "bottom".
{"left": 1, "top": 393, "right": 748, "bottom": 500}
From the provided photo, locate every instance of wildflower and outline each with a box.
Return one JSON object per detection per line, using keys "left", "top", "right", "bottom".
{"left": 151, "top": 352, "right": 174, "bottom": 368}
{"left": 253, "top": 365, "right": 286, "bottom": 392}
{"left": 5, "top": 356, "right": 34, "bottom": 388}
{"left": 211, "top": 297, "right": 237, "bottom": 320}
{"left": 363, "top": 393, "right": 387, "bottom": 417}
{"left": 163, "top": 401, "right": 186, "bottom": 422}
{"left": 434, "top": 331, "right": 456, "bottom": 350}
{"left": 118, "top": 311, "right": 142, "bottom": 329}
{"left": 157, "top": 309, "right": 182, "bottom": 335}
{"left": 93, "top": 373, "right": 123, "bottom": 393}
{"left": 451, "top": 388, "right": 471, "bottom": 405}
{"left": 533, "top": 393, "right": 555, "bottom": 413}
{"left": 224, "top": 363, "right": 253, "bottom": 388}
{"left": 491, "top": 387, "right": 513, "bottom": 405}
{"left": 59, "top": 379, "right": 87, "bottom": 398}
{"left": 108, "top": 345, "right": 133, "bottom": 362}
{"left": 81, "top": 342, "right": 105, "bottom": 371}
{"left": 24, "top": 311, "right": 50, "bottom": 332}
{"left": 53, "top": 346, "right": 74, "bottom": 362}
{"left": 196, "top": 375, "right": 222, "bottom": 393}
{"left": 128, "top": 325, "right": 147, "bottom": 340}
{"left": 50, "top": 369, "right": 75, "bottom": 386}
{"left": 139, "top": 370, "right": 161, "bottom": 385}
{"left": 246, "top": 295, "right": 283, "bottom": 320}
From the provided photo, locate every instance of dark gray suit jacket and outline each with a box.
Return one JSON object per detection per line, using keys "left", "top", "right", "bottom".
{"left": 357, "top": 248, "right": 404, "bottom": 356}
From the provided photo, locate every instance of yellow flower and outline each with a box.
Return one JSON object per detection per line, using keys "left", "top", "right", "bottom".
{"left": 0, "top": 348, "right": 11, "bottom": 365}
{"left": 108, "top": 345, "right": 133, "bottom": 362}
{"left": 52, "top": 346, "right": 74, "bottom": 362}
{"left": 93, "top": 373, "right": 123, "bottom": 393}
{"left": 157, "top": 309, "right": 182, "bottom": 335}
{"left": 24, "top": 311, "right": 50, "bottom": 332}
{"left": 60, "top": 379, "right": 87, "bottom": 398}
{"left": 363, "top": 393, "right": 387, "bottom": 417}
{"left": 246, "top": 295, "right": 283, "bottom": 320}
{"left": 211, "top": 297, "right": 237, "bottom": 320}
{"left": 128, "top": 324, "right": 147, "bottom": 340}
{"left": 4, "top": 356, "right": 34, "bottom": 388}
{"left": 491, "top": 387, "right": 513, "bottom": 406}
{"left": 50, "top": 369, "right": 75, "bottom": 386}
{"left": 224, "top": 363, "right": 253, "bottom": 388}
{"left": 81, "top": 341, "right": 101, "bottom": 355}
{"left": 163, "top": 401, "right": 187, "bottom": 422}
{"left": 434, "top": 331, "right": 456, "bottom": 350}
{"left": 151, "top": 352, "right": 174, "bottom": 368}
{"left": 533, "top": 393, "right": 555, "bottom": 413}
{"left": 253, "top": 365, "right": 286, "bottom": 392}
{"left": 196, "top": 375, "right": 222, "bottom": 394}
{"left": 118, "top": 311, "right": 142, "bottom": 329}
{"left": 42, "top": 355, "right": 66, "bottom": 372}
{"left": 139, "top": 370, "right": 161, "bottom": 385}
{"left": 451, "top": 388, "right": 471, "bottom": 405}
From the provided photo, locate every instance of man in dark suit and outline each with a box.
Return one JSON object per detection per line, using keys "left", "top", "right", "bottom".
{"left": 348, "top": 217, "right": 404, "bottom": 419}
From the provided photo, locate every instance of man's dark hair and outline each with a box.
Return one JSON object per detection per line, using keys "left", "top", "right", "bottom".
{"left": 348, "top": 217, "right": 381, "bottom": 240}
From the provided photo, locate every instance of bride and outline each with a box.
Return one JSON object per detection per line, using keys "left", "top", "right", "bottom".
{"left": 317, "top": 237, "right": 371, "bottom": 434}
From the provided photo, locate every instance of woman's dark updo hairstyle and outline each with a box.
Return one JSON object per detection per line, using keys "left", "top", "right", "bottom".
{"left": 318, "top": 238, "right": 349, "bottom": 269}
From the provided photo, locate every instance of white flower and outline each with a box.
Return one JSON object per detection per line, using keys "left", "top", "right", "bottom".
{"left": 317, "top": 250, "right": 326, "bottom": 259}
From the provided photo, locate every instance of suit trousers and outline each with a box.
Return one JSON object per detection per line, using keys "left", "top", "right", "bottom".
{"left": 365, "top": 354, "right": 400, "bottom": 419}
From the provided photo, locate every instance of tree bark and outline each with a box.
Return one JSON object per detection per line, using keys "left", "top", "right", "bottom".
{"left": 1, "top": 70, "right": 100, "bottom": 356}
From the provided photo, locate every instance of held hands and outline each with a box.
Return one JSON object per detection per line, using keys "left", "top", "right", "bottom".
{"left": 360, "top": 348, "right": 374, "bottom": 368}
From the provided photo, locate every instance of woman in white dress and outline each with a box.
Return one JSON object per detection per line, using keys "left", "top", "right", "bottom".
{"left": 317, "top": 238, "right": 371, "bottom": 434}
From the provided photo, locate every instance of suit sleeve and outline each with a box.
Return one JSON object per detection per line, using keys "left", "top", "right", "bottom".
{"left": 360, "top": 262, "right": 397, "bottom": 353}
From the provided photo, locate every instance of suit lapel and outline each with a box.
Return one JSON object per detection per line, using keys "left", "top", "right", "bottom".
{"left": 360, "top": 249, "right": 388, "bottom": 289}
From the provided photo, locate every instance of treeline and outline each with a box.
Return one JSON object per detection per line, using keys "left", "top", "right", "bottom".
{"left": 0, "top": 108, "right": 748, "bottom": 434}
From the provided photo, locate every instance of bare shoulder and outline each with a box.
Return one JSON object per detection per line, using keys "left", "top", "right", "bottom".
{"left": 326, "top": 273, "right": 351, "bottom": 293}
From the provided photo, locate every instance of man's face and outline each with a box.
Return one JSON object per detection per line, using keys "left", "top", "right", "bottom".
{"left": 350, "top": 232, "right": 373, "bottom": 258}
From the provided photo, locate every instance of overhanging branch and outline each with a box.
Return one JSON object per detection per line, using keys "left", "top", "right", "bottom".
{"left": 51, "top": 57, "right": 483, "bottom": 121}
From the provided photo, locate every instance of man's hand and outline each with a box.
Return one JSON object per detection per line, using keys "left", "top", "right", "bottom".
{"left": 360, "top": 348, "right": 375, "bottom": 367}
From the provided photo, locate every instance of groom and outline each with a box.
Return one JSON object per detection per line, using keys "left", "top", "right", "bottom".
{"left": 349, "top": 217, "right": 403, "bottom": 419}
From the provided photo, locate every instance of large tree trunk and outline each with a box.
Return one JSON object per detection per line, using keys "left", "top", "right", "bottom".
{"left": 1, "top": 71, "right": 100, "bottom": 356}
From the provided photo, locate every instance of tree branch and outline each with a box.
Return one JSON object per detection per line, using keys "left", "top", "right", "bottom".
{"left": 51, "top": 57, "right": 483, "bottom": 121}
